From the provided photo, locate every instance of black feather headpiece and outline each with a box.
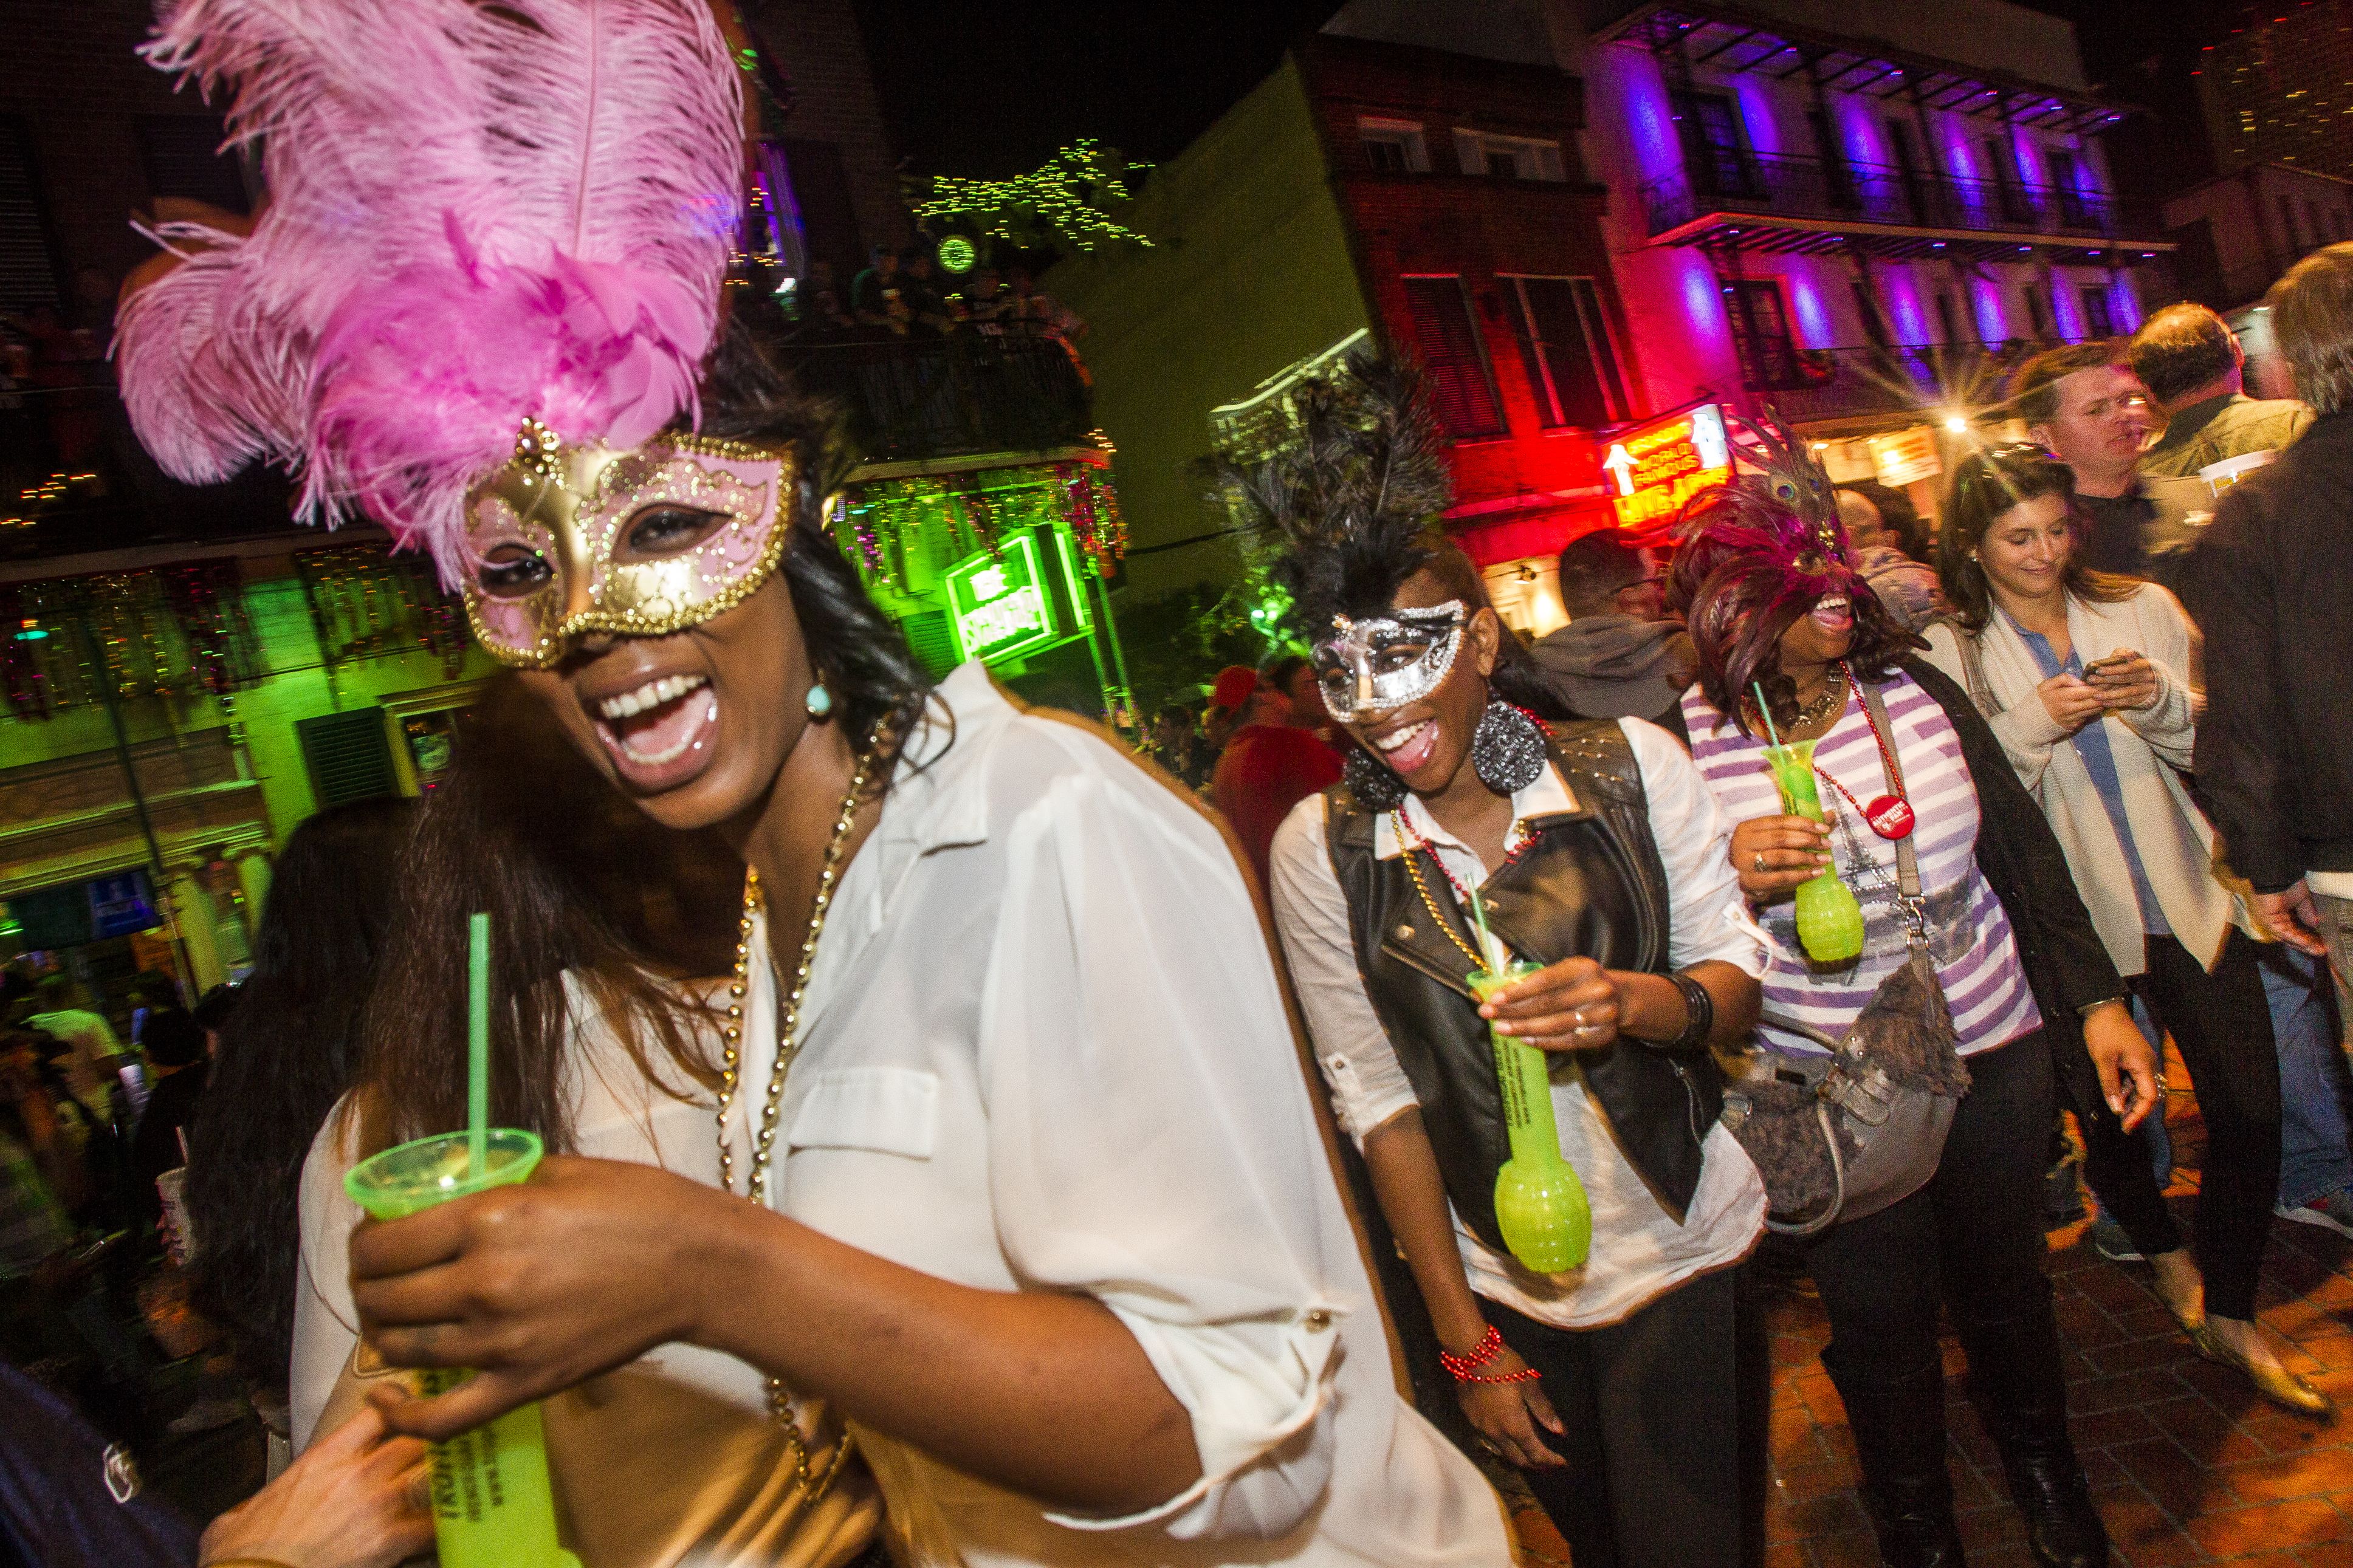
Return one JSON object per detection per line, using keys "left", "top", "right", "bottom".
{"left": 1212, "top": 353, "right": 1455, "bottom": 640}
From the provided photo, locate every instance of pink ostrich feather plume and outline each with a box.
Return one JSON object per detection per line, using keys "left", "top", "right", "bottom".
{"left": 114, "top": 0, "right": 745, "bottom": 584}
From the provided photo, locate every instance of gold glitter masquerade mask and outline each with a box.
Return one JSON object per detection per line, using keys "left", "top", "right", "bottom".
{"left": 462, "top": 419, "right": 794, "bottom": 668}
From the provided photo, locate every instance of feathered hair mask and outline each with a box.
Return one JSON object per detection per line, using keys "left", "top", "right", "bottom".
{"left": 115, "top": 0, "right": 746, "bottom": 589}
{"left": 1668, "top": 409, "right": 1916, "bottom": 732}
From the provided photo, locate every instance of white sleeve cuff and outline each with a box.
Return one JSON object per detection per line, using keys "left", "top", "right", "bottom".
{"left": 1042, "top": 1302, "right": 1344, "bottom": 1539}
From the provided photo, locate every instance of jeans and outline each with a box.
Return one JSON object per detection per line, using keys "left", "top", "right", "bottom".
{"left": 1490, "top": 1270, "right": 1743, "bottom": 1568}
{"left": 2265, "top": 943, "right": 2353, "bottom": 1208}
{"left": 2318, "top": 891, "right": 2353, "bottom": 1053}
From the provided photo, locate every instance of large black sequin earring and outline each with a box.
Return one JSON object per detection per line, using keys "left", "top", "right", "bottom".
{"left": 1342, "top": 745, "right": 1409, "bottom": 810}
{"left": 1470, "top": 700, "right": 1547, "bottom": 794}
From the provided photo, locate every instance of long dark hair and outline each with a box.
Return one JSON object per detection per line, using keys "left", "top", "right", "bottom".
{"left": 354, "top": 677, "right": 742, "bottom": 1158}
{"left": 187, "top": 797, "right": 416, "bottom": 1397}
{"left": 1936, "top": 447, "right": 2137, "bottom": 632}
{"left": 1671, "top": 485, "right": 1918, "bottom": 734}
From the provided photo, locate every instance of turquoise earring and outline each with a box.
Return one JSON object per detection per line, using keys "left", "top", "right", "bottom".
{"left": 805, "top": 682, "right": 833, "bottom": 719}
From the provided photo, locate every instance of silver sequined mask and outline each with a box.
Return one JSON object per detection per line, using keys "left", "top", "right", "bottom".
{"left": 1311, "top": 601, "right": 1468, "bottom": 721}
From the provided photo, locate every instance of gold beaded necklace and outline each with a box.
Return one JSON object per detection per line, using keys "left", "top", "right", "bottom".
{"left": 710, "top": 732, "right": 884, "bottom": 1503}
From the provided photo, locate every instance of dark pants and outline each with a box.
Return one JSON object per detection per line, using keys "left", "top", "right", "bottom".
{"left": 1802, "top": 1035, "right": 2076, "bottom": 1524}
{"left": 2078, "top": 930, "right": 2281, "bottom": 1319}
{"left": 1491, "top": 1268, "right": 1742, "bottom": 1568}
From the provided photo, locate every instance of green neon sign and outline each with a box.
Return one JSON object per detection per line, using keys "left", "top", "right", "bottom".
{"left": 946, "top": 533, "right": 1060, "bottom": 664}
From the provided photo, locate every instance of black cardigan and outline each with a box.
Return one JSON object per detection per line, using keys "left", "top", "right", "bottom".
{"left": 1657, "top": 658, "right": 2128, "bottom": 1121}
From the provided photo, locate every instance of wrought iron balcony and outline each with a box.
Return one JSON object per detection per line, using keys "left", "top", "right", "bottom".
{"left": 781, "top": 333, "right": 1094, "bottom": 467}
{"left": 1733, "top": 339, "right": 2065, "bottom": 425}
{"left": 1640, "top": 149, "right": 2161, "bottom": 250}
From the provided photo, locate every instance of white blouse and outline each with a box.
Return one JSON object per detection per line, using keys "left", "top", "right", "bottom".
{"left": 727, "top": 663, "right": 1509, "bottom": 1566}
{"left": 1267, "top": 719, "right": 1767, "bottom": 1330}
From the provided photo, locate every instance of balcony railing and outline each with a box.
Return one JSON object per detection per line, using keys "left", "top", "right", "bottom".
{"left": 780, "top": 334, "right": 1093, "bottom": 465}
{"left": 1734, "top": 339, "right": 2064, "bottom": 425}
{"left": 1640, "top": 149, "right": 2159, "bottom": 245}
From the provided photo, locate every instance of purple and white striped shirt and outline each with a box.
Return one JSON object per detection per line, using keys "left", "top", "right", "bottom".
{"left": 1682, "top": 671, "right": 2041, "bottom": 1058}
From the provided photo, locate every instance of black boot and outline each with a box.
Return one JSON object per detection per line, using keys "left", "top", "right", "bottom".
{"left": 1827, "top": 1358, "right": 1967, "bottom": 1568}
{"left": 1959, "top": 1311, "right": 2109, "bottom": 1568}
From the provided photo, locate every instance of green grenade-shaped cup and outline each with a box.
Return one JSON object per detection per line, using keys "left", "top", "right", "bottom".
{"left": 1471, "top": 963, "right": 1592, "bottom": 1273}
{"left": 1762, "top": 741, "right": 1866, "bottom": 965}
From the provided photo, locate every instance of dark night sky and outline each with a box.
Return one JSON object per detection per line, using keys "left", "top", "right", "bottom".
{"left": 846, "top": 1, "right": 2253, "bottom": 187}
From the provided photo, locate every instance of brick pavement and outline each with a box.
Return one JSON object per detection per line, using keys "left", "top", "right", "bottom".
{"left": 1760, "top": 1083, "right": 2353, "bottom": 1568}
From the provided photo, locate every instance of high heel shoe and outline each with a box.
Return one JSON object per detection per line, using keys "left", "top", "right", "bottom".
{"left": 2186, "top": 1322, "right": 2337, "bottom": 1419}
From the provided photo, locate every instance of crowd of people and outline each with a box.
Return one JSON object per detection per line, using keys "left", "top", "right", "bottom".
{"left": 1121, "top": 268, "right": 2353, "bottom": 1567}
{"left": 5, "top": 4, "right": 2351, "bottom": 1567}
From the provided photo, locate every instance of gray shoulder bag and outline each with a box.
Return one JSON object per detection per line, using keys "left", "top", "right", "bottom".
{"left": 1721, "top": 676, "right": 1973, "bottom": 1236}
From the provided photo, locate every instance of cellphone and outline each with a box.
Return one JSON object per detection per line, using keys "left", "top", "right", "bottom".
{"left": 2083, "top": 651, "right": 2135, "bottom": 678}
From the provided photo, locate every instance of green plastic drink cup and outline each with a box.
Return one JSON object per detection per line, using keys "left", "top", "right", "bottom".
{"left": 344, "top": 1130, "right": 577, "bottom": 1568}
{"left": 1762, "top": 741, "right": 1866, "bottom": 965}
{"left": 1471, "top": 963, "right": 1592, "bottom": 1273}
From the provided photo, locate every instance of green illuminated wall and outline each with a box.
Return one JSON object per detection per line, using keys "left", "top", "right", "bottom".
{"left": 0, "top": 555, "right": 497, "bottom": 848}
{"left": 1045, "top": 58, "right": 1371, "bottom": 599}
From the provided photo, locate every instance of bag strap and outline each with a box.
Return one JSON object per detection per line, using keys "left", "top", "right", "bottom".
{"left": 1856, "top": 676, "right": 1929, "bottom": 943}
{"left": 1953, "top": 622, "right": 1997, "bottom": 722}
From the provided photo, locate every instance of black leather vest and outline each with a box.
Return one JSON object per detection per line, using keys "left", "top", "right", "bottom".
{"left": 1324, "top": 721, "right": 1723, "bottom": 1251}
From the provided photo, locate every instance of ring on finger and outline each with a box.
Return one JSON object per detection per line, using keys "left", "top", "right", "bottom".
{"left": 1753, "top": 852, "right": 1767, "bottom": 872}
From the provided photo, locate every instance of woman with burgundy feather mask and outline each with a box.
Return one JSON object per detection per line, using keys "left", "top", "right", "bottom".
{"left": 1672, "top": 422, "right": 2158, "bottom": 1568}
{"left": 113, "top": 3, "right": 1517, "bottom": 1564}
{"left": 1252, "top": 360, "right": 1768, "bottom": 1568}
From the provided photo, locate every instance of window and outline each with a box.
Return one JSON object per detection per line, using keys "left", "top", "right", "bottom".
{"left": 1502, "top": 275, "right": 1632, "bottom": 428}
{"left": 1358, "top": 118, "right": 1429, "bottom": 174}
{"left": 1401, "top": 276, "right": 1505, "bottom": 439}
{"left": 1849, "top": 279, "right": 1894, "bottom": 350}
{"left": 1934, "top": 290, "right": 1964, "bottom": 346}
{"left": 1807, "top": 108, "right": 1856, "bottom": 211}
{"left": 0, "top": 118, "right": 58, "bottom": 312}
{"left": 297, "top": 709, "right": 400, "bottom": 810}
{"left": 1452, "top": 130, "right": 1567, "bottom": 182}
{"left": 1983, "top": 136, "right": 2031, "bottom": 225}
{"left": 1673, "top": 92, "right": 1757, "bottom": 199}
{"left": 2024, "top": 283, "right": 2054, "bottom": 341}
{"left": 137, "top": 114, "right": 250, "bottom": 213}
{"left": 2078, "top": 287, "right": 2115, "bottom": 339}
{"left": 1722, "top": 279, "right": 1805, "bottom": 390}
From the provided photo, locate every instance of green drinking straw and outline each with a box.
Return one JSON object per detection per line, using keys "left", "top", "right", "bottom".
{"left": 467, "top": 911, "right": 490, "bottom": 1179}
{"left": 1465, "top": 880, "right": 1505, "bottom": 976}
{"left": 1753, "top": 681, "right": 1784, "bottom": 750}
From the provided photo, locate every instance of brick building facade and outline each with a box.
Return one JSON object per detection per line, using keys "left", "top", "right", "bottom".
{"left": 1296, "top": 34, "right": 1634, "bottom": 586}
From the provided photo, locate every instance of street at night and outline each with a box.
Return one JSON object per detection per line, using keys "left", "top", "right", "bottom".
{"left": 5, "top": 2, "right": 2353, "bottom": 1566}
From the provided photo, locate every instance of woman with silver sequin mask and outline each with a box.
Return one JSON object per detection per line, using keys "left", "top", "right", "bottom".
{"left": 1256, "top": 363, "right": 1767, "bottom": 1568}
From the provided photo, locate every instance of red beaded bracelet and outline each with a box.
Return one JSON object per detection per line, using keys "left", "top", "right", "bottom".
{"left": 1438, "top": 1324, "right": 1541, "bottom": 1384}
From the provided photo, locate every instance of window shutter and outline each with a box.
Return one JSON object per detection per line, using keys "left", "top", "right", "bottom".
{"left": 897, "top": 609, "right": 960, "bottom": 677}
{"left": 0, "top": 120, "right": 58, "bottom": 312}
{"left": 298, "top": 709, "right": 399, "bottom": 809}
{"left": 1401, "top": 276, "right": 1503, "bottom": 439}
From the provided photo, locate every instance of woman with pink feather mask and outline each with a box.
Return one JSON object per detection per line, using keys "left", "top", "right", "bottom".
{"left": 115, "top": 2, "right": 1512, "bottom": 1565}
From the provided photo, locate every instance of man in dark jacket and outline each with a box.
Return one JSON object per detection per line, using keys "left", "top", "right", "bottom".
{"left": 1528, "top": 532, "right": 1694, "bottom": 724}
{"left": 2184, "top": 242, "right": 2353, "bottom": 1047}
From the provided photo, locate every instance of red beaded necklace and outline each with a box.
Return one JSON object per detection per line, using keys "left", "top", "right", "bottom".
{"left": 1812, "top": 661, "right": 1915, "bottom": 840}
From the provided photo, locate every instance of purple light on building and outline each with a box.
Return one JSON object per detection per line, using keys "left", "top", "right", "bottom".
{"left": 1788, "top": 273, "right": 1833, "bottom": 346}
{"left": 1736, "top": 78, "right": 1781, "bottom": 155}
{"left": 1620, "top": 56, "right": 1682, "bottom": 184}
{"left": 1973, "top": 278, "right": 2009, "bottom": 341}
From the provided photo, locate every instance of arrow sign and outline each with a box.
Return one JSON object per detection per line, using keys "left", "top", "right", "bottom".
{"left": 1602, "top": 444, "right": 1636, "bottom": 497}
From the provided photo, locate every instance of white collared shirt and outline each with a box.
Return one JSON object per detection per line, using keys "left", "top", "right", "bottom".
{"left": 730, "top": 663, "right": 1510, "bottom": 1566}
{"left": 1268, "top": 719, "right": 1767, "bottom": 1329}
